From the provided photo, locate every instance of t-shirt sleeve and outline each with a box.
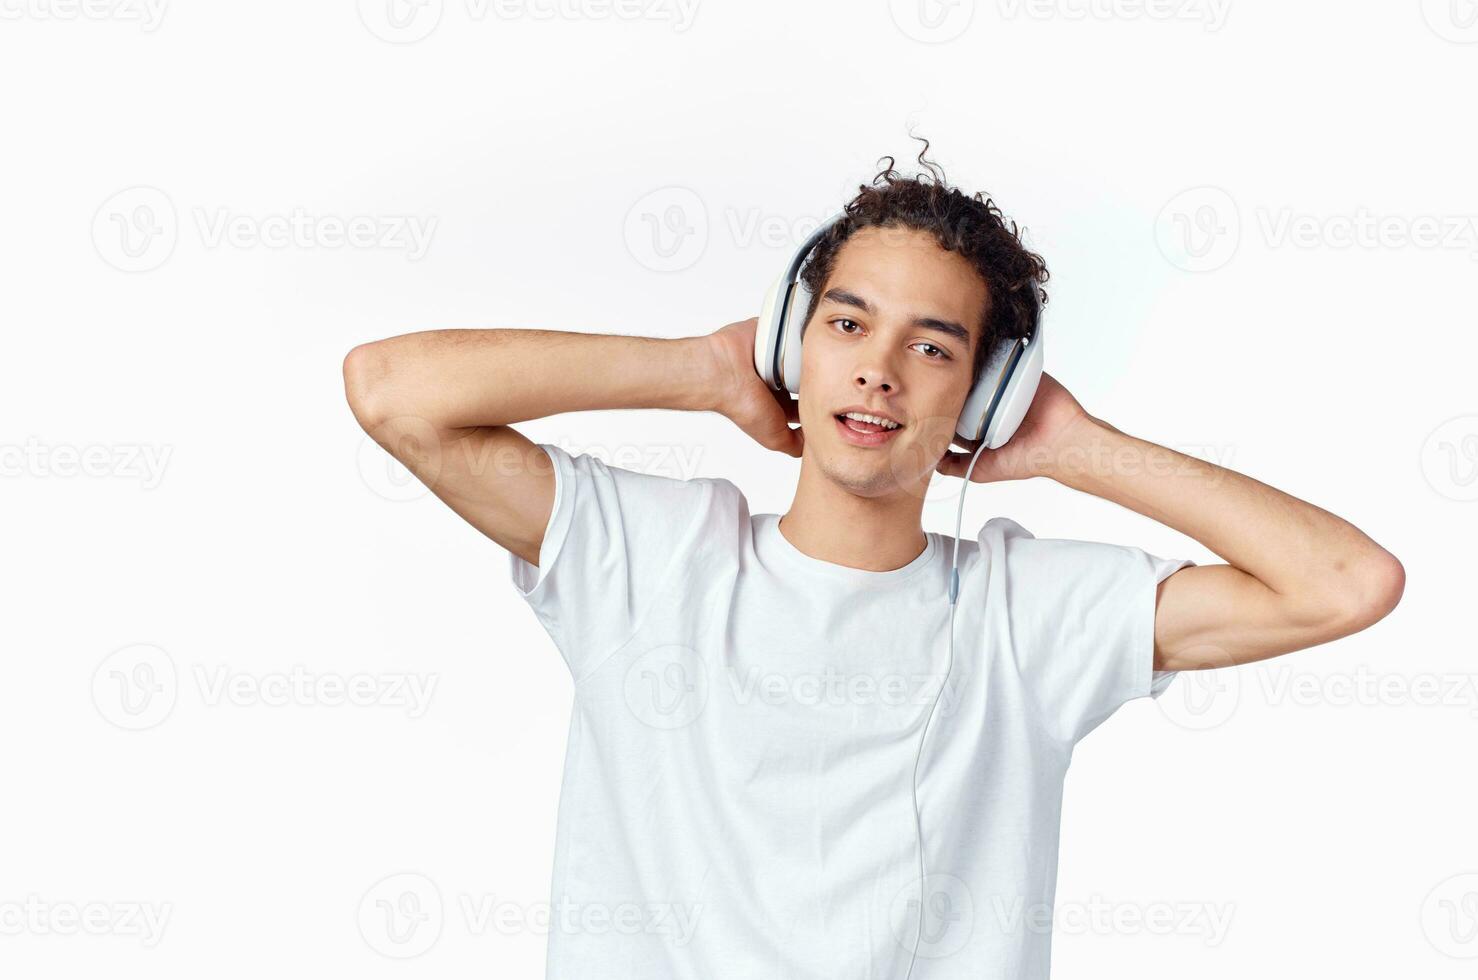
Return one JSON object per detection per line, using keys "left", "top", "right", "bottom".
{"left": 507, "top": 443, "right": 721, "bottom": 682}
{"left": 992, "top": 519, "right": 1196, "bottom": 746}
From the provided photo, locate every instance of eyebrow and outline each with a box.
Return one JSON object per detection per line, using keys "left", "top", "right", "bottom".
{"left": 819, "top": 287, "right": 973, "bottom": 347}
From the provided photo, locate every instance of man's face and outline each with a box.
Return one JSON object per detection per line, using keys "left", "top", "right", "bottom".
{"left": 798, "top": 224, "right": 989, "bottom": 499}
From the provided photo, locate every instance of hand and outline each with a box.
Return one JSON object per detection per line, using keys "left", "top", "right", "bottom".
{"left": 934, "top": 372, "right": 1093, "bottom": 483}
{"left": 702, "top": 317, "right": 804, "bottom": 458}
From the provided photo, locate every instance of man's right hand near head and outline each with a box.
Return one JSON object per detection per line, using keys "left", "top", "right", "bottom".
{"left": 702, "top": 317, "right": 804, "bottom": 459}
{"left": 342, "top": 320, "right": 800, "bottom": 569}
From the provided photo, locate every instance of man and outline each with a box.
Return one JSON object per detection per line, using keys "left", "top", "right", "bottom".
{"left": 343, "top": 160, "right": 1403, "bottom": 978}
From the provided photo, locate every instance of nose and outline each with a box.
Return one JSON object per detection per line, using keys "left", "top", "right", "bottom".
{"left": 853, "top": 359, "right": 897, "bottom": 395}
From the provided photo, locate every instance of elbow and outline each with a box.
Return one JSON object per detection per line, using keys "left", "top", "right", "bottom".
{"left": 1364, "top": 550, "right": 1406, "bottom": 622}
{"left": 1328, "top": 549, "right": 1406, "bottom": 635}
{"left": 343, "top": 341, "right": 391, "bottom": 432}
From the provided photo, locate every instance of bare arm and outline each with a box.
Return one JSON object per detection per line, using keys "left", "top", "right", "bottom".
{"left": 342, "top": 319, "right": 798, "bottom": 564}
{"left": 938, "top": 373, "right": 1405, "bottom": 672}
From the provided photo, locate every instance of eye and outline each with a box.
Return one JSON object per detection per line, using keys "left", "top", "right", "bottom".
{"left": 912, "top": 341, "right": 951, "bottom": 360}
{"left": 832, "top": 318, "right": 862, "bottom": 334}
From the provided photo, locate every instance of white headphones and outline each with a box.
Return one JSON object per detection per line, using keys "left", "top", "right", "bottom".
{"left": 754, "top": 211, "right": 1045, "bottom": 448}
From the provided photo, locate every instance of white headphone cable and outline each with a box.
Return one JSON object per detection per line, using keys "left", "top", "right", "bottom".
{"left": 903, "top": 437, "right": 989, "bottom": 980}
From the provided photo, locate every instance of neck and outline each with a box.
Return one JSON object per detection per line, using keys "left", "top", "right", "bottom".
{"left": 779, "top": 456, "right": 929, "bottom": 572}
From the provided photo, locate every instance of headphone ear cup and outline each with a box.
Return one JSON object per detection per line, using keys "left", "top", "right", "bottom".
{"left": 956, "top": 337, "right": 1017, "bottom": 443}
{"left": 956, "top": 285, "right": 1046, "bottom": 445}
{"left": 982, "top": 325, "right": 1045, "bottom": 449}
{"left": 759, "top": 211, "right": 846, "bottom": 396}
{"left": 780, "top": 277, "right": 812, "bottom": 394}
{"left": 755, "top": 275, "right": 787, "bottom": 389}
{"left": 955, "top": 382, "right": 991, "bottom": 444}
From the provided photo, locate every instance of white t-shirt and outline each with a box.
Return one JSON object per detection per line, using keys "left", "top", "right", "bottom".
{"left": 508, "top": 443, "right": 1192, "bottom": 979}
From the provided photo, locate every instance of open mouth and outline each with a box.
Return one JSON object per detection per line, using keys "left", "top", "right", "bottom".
{"left": 834, "top": 410, "right": 904, "bottom": 447}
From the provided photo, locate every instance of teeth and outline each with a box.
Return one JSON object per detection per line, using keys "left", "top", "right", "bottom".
{"left": 841, "top": 411, "right": 900, "bottom": 430}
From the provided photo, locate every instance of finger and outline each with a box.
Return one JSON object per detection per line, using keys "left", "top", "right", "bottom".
{"left": 935, "top": 450, "right": 968, "bottom": 479}
{"left": 769, "top": 386, "right": 800, "bottom": 424}
{"left": 774, "top": 425, "right": 803, "bottom": 459}
{"left": 935, "top": 449, "right": 995, "bottom": 482}
{"left": 948, "top": 434, "right": 982, "bottom": 455}
{"left": 756, "top": 420, "right": 804, "bottom": 459}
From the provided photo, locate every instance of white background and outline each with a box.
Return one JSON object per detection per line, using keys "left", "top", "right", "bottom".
{"left": 2, "top": 0, "right": 1475, "bottom": 976}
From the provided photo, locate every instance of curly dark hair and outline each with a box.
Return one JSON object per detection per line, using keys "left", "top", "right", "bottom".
{"left": 798, "top": 136, "right": 1049, "bottom": 389}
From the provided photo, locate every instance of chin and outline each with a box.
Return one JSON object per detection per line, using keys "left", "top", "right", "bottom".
{"left": 814, "top": 447, "right": 906, "bottom": 499}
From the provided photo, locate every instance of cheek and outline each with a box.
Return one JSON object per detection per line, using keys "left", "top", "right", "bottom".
{"left": 906, "top": 372, "right": 970, "bottom": 436}
{"left": 799, "top": 392, "right": 833, "bottom": 434}
{"left": 797, "top": 337, "right": 828, "bottom": 413}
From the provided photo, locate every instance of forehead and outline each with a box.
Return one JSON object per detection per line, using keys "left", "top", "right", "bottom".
{"left": 822, "top": 225, "right": 989, "bottom": 334}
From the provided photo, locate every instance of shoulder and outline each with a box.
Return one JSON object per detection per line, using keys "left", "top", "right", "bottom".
{"left": 975, "top": 515, "right": 1146, "bottom": 565}
{"left": 541, "top": 443, "right": 750, "bottom": 537}
{"left": 976, "top": 515, "right": 1035, "bottom": 549}
{"left": 969, "top": 516, "right": 1044, "bottom": 577}
{"left": 969, "top": 515, "right": 1177, "bottom": 596}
